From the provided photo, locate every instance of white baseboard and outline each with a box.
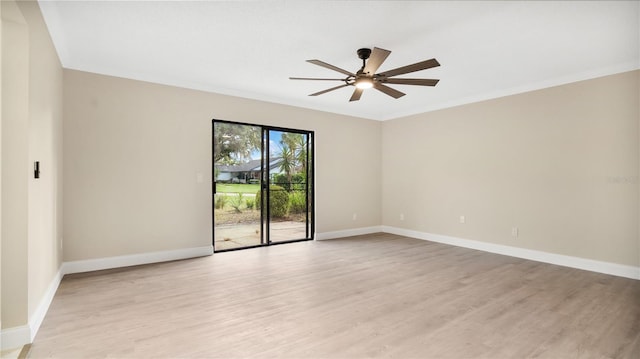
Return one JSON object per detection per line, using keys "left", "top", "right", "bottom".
{"left": 382, "top": 226, "right": 640, "bottom": 280}
{"left": 0, "top": 268, "right": 62, "bottom": 351}
{"left": 62, "top": 245, "right": 214, "bottom": 275}
{"left": 316, "top": 226, "right": 383, "bottom": 240}
{"left": 1, "top": 245, "right": 214, "bottom": 351}
{"left": 3, "top": 229, "right": 635, "bottom": 351}
{"left": 28, "top": 267, "right": 64, "bottom": 342}
{"left": 0, "top": 325, "right": 30, "bottom": 353}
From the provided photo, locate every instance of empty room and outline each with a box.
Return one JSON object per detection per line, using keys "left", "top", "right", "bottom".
{"left": 1, "top": 0, "right": 639, "bottom": 358}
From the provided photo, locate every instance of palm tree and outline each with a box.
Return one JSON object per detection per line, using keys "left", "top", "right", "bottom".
{"left": 278, "top": 144, "right": 295, "bottom": 189}
{"left": 294, "top": 134, "right": 307, "bottom": 180}
{"left": 280, "top": 132, "right": 308, "bottom": 179}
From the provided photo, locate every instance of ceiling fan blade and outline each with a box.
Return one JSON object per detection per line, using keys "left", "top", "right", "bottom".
{"left": 349, "top": 88, "right": 364, "bottom": 102}
{"left": 290, "top": 77, "right": 346, "bottom": 81}
{"left": 309, "top": 83, "right": 351, "bottom": 96}
{"left": 374, "top": 83, "right": 405, "bottom": 99}
{"left": 307, "top": 60, "right": 355, "bottom": 76}
{"left": 377, "top": 58, "right": 440, "bottom": 78}
{"left": 380, "top": 78, "right": 439, "bottom": 86}
{"left": 363, "top": 47, "right": 391, "bottom": 76}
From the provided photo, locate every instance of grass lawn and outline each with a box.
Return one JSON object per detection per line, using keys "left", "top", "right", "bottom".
{"left": 216, "top": 183, "right": 261, "bottom": 194}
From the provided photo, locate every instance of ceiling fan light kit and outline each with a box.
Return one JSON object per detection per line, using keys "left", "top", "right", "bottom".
{"left": 290, "top": 47, "right": 440, "bottom": 102}
{"left": 355, "top": 77, "right": 374, "bottom": 89}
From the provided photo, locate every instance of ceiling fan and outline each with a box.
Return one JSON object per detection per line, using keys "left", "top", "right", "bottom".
{"left": 290, "top": 47, "right": 440, "bottom": 102}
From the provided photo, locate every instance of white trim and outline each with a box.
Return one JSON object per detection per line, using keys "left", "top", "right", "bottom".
{"left": 0, "top": 269, "right": 62, "bottom": 351}
{"left": 28, "top": 267, "right": 64, "bottom": 342}
{"left": 62, "top": 245, "right": 214, "bottom": 275}
{"left": 381, "top": 63, "right": 639, "bottom": 121}
{"left": 382, "top": 226, "right": 640, "bottom": 280}
{"left": 1, "top": 245, "right": 214, "bottom": 350}
{"left": 316, "top": 226, "right": 383, "bottom": 241}
{"left": 62, "top": 62, "right": 639, "bottom": 122}
{"left": 0, "top": 325, "right": 30, "bottom": 352}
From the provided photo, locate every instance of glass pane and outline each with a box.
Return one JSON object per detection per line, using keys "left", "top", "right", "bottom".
{"left": 213, "top": 122, "right": 262, "bottom": 251}
{"left": 268, "top": 130, "right": 309, "bottom": 243}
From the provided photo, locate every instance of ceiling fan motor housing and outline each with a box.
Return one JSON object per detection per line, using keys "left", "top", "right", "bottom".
{"left": 357, "top": 48, "right": 372, "bottom": 60}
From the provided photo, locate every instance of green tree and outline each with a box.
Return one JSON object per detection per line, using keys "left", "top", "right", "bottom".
{"left": 294, "top": 135, "right": 308, "bottom": 178}
{"left": 279, "top": 132, "right": 308, "bottom": 180}
{"left": 278, "top": 144, "right": 295, "bottom": 187}
{"left": 213, "top": 123, "right": 261, "bottom": 165}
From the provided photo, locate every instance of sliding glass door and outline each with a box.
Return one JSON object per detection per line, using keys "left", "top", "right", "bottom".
{"left": 212, "top": 120, "right": 314, "bottom": 252}
{"left": 266, "top": 129, "right": 313, "bottom": 243}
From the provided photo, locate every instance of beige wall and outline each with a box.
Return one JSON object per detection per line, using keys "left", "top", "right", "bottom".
{"left": 1, "top": 0, "right": 63, "bottom": 336}
{"left": 63, "top": 70, "right": 381, "bottom": 261}
{"left": 20, "top": 0, "right": 63, "bottom": 320}
{"left": 0, "top": 0, "right": 4, "bottom": 343}
{"left": 382, "top": 70, "right": 640, "bottom": 267}
{"left": 1, "top": 0, "right": 29, "bottom": 330}
{"left": 64, "top": 69, "right": 639, "bottom": 268}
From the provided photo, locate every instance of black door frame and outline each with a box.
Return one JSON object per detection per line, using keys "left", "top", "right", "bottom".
{"left": 212, "top": 119, "right": 315, "bottom": 252}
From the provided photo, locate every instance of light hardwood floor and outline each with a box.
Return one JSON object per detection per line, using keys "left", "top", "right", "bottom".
{"left": 29, "top": 234, "right": 640, "bottom": 358}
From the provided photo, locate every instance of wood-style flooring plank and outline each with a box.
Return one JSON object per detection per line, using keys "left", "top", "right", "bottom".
{"left": 28, "top": 234, "right": 640, "bottom": 358}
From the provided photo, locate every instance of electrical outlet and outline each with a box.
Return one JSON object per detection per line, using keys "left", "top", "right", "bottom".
{"left": 352, "top": 213, "right": 357, "bottom": 221}
{"left": 400, "top": 213, "right": 405, "bottom": 221}
{"left": 511, "top": 227, "right": 519, "bottom": 238}
{"left": 459, "top": 215, "right": 465, "bottom": 224}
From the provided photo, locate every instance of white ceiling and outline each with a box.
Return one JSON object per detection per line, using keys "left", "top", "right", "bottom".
{"left": 38, "top": 0, "right": 639, "bottom": 121}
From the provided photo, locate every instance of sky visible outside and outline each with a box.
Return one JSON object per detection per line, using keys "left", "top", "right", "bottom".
{"left": 251, "top": 130, "right": 283, "bottom": 160}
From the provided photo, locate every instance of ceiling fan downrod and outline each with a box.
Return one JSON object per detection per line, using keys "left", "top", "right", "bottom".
{"left": 357, "top": 48, "right": 372, "bottom": 70}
